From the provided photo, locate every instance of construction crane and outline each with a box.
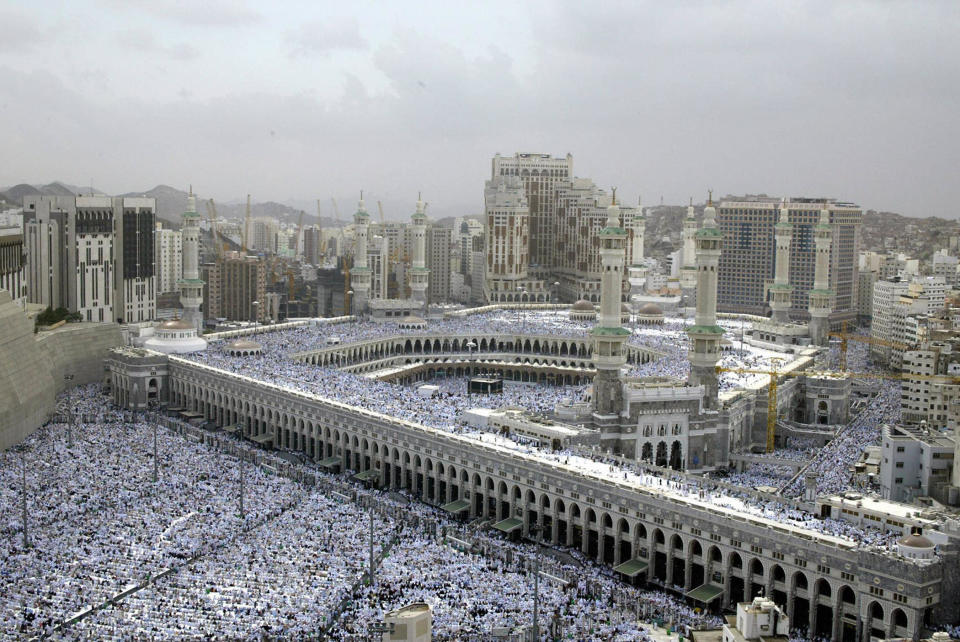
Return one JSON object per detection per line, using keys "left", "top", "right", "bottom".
{"left": 293, "top": 210, "right": 305, "bottom": 256}
{"left": 829, "top": 321, "right": 911, "bottom": 371}
{"left": 205, "top": 199, "right": 223, "bottom": 260}
{"left": 242, "top": 194, "right": 252, "bottom": 254}
{"left": 316, "top": 199, "right": 327, "bottom": 256}
{"left": 716, "top": 364, "right": 960, "bottom": 453}
{"left": 286, "top": 268, "right": 296, "bottom": 301}
{"left": 331, "top": 197, "right": 346, "bottom": 255}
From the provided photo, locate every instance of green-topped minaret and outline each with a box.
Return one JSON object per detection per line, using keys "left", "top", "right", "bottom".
{"left": 591, "top": 188, "right": 630, "bottom": 417}
{"left": 687, "top": 191, "right": 724, "bottom": 409}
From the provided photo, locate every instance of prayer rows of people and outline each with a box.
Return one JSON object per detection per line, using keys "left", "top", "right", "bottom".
{"left": 3, "top": 386, "right": 739, "bottom": 640}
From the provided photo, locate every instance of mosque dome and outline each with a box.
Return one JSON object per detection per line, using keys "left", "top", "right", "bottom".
{"left": 144, "top": 318, "right": 207, "bottom": 354}
{"left": 637, "top": 303, "right": 663, "bottom": 316}
{"left": 225, "top": 339, "right": 262, "bottom": 356}
{"left": 572, "top": 300, "right": 594, "bottom": 311}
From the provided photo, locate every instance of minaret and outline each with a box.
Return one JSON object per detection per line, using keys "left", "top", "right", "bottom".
{"left": 687, "top": 191, "right": 724, "bottom": 408}
{"left": 591, "top": 189, "right": 630, "bottom": 417}
{"left": 350, "top": 192, "right": 372, "bottom": 314}
{"left": 630, "top": 195, "right": 645, "bottom": 264}
{"left": 680, "top": 198, "right": 698, "bottom": 305}
{"left": 808, "top": 203, "right": 833, "bottom": 345}
{"left": 178, "top": 186, "right": 204, "bottom": 333}
{"left": 770, "top": 199, "right": 794, "bottom": 324}
{"left": 409, "top": 193, "right": 430, "bottom": 306}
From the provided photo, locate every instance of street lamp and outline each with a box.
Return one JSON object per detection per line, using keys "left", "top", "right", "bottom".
{"left": 552, "top": 281, "right": 560, "bottom": 304}
{"left": 346, "top": 289, "right": 354, "bottom": 317}
{"left": 20, "top": 447, "right": 29, "bottom": 549}
{"left": 63, "top": 374, "right": 74, "bottom": 447}
{"left": 529, "top": 523, "right": 542, "bottom": 641}
{"left": 238, "top": 420, "right": 246, "bottom": 518}
{"left": 516, "top": 286, "right": 525, "bottom": 323}
{"left": 149, "top": 398, "right": 159, "bottom": 483}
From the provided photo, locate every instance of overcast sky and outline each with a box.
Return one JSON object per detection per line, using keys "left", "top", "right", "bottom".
{"left": 1, "top": 0, "right": 958, "bottom": 219}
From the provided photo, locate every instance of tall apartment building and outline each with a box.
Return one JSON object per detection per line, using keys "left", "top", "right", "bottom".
{"left": 491, "top": 152, "right": 573, "bottom": 277}
{"left": 427, "top": 226, "right": 452, "bottom": 303}
{"left": 368, "top": 219, "right": 453, "bottom": 304}
{"left": 23, "top": 195, "right": 156, "bottom": 323}
{"left": 0, "top": 229, "right": 26, "bottom": 306}
{"left": 302, "top": 226, "right": 323, "bottom": 266}
{"left": 553, "top": 178, "right": 637, "bottom": 302}
{"left": 251, "top": 219, "right": 278, "bottom": 254}
{"left": 716, "top": 196, "right": 862, "bottom": 327}
{"left": 154, "top": 222, "right": 182, "bottom": 294}
{"left": 201, "top": 252, "right": 266, "bottom": 322}
{"left": 871, "top": 277, "right": 946, "bottom": 367}
{"left": 483, "top": 175, "right": 540, "bottom": 302}
{"left": 932, "top": 249, "right": 960, "bottom": 287}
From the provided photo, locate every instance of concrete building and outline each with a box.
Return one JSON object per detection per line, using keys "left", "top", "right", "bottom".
{"left": 202, "top": 253, "right": 267, "bottom": 323}
{"left": 302, "top": 225, "right": 323, "bottom": 266}
{"left": 491, "top": 152, "right": 573, "bottom": 278}
{"left": 932, "top": 250, "right": 960, "bottom": 288}
{"left": 251, "top": 219, "right": 278, "bottom": 254}
{"left": 872, "top": 277, "right": 946, "bottom": 367}
{"left": 426, "top": 225, "right": 451, "bottom": 303}
{"left": 483, "top": 176, "right": 548, "bottom": 303}
{"left": 108, "top": 338, "right": 960, "bottom": 637}
{"left": 0, "top": 289, "right": 122, "bottom": 450}
{"left": 24, "top": 194, "right": 157, "bottom": 324}
{"left": 154, "top": 223, "right": 182, "bottom": 294}
{"left": 722, "top": 597, "right": 790, "bottom": 642}
{"left": 880, "top": 424, "right": 956, "bottom": 504}
{"left": 0, "top": 228, "right": 26, "bottom": 306}
{"left": 553, "top": 179, "right": 638, "bottom": 303}
{"left": 716, "top": 197, "right": 861, "bottom": 328}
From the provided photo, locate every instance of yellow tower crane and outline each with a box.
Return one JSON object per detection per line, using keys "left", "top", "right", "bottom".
{"left": 716, "top": 364, "right": 960, "bottom": 453}
{"left": 205, "top": 198, "right": 223, "bottom": 260}
{"left": 828, "top": 321, "right": 911, "bottom": 371}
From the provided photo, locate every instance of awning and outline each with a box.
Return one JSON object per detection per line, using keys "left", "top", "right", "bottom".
{"left": 613, "top": 559, "right": 649, "bottom": 577}
{"left": 441, "top": 499, "right": 470, "bottom": 514}
{"left": 493, "top": 517, "right": 523, "bottom": 533}
{"left": 354, "top": 469, "right": 379, "bottom": 482}
{"left": 220, "top": 425, "right": 239, "bottom": 434}
{"left": 251, "top": 433, "right": 273, "bottom": 444}
{"left": 686, "top": 583, "right": 724, "bottom": 603}
{"left": 318, "top": 456, "right": 341, "bottom": 469}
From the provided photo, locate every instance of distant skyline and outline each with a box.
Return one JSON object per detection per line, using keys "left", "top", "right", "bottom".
{"left": 1, "top": 0, "right": 958, "bottom": 219}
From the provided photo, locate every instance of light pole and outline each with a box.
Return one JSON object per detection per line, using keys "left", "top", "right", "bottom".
{"left": 149, "top": 399, "right": 159, "bottom": 483}
{"left": 63, "top": 375, "right": 74, "bottom": 447}
{"left": 529, "top": 523, "right": 542, "bottom": 641}
{"left": 346, "top": 289, "right": 354, "bottom": 317}
{"left": 516, "top": 286, "right": 525, "bottom": 323}
{"left": 368, "top": 507, "right": 375, "bottom": 585}
{"left": 552, "top": 281, "right": 560, "bottom": 304}
{"left": 238, "top": 421, "right": 246, "bottom": 518}
{"left": 20, "top": 449, "right": 28, "bottom": 549}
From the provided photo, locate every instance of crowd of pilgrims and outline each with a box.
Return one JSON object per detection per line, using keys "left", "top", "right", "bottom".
{"left": 2, "top": 385, "right": 734, "bottom": 640}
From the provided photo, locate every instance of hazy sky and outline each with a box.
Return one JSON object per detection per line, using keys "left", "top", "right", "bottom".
{"left": 1, "top": 0, "right": 958, "bottom": 218}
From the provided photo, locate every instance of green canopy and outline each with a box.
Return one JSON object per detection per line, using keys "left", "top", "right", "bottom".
{"left": 493, "top": 517, "right": 523, "bottom": 533}
{"left": 441, "top": 499, "right": 470, "bottom": 514}
{"left": 686, "top": 583, "right": 724, "bottom": 603}
{"left": 251, "top": 433, "right": 273, "bottom": 444}
{"left": 354, "top": 469, "right": 379, "bottom": 482}
{"left": 613, "top": 559, "right": 649, "bottom": 577}
{"left": 318, "top": 456, "right": 341, "bottom": 469}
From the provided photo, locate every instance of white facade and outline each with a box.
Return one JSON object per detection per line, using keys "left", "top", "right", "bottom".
{"left": 155, "top": 223, "right": 182, "bottom": 294}
{"left": 24, "top": 194, "right": 157, "bottom": 324}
